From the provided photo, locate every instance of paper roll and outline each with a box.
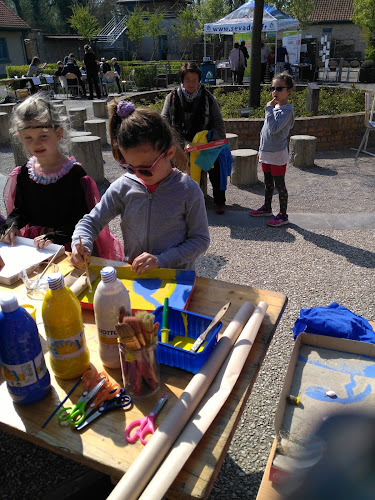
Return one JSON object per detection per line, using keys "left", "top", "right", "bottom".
{"left": 138, "top": 301, "right": 268, "bottom": 500}
{"left": 107, "top": 301, "right": 255, "bottom": 500}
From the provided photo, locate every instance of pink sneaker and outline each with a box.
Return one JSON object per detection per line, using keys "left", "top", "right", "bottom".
{"left": 267, "top": 213, "right": 289, "bottom": 227}
{"left": 249, "top": 205, "right": 272, "bottom": 217}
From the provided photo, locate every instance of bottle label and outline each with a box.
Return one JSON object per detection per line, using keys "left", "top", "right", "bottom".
{"left": 47, "top": 329, "right": 87, "bottom": 360}
{"left": 98, "top": 327, "right": 118, "bottom": 345}
{"left": 2, "top": 352, "right": 47, "bottom": 387}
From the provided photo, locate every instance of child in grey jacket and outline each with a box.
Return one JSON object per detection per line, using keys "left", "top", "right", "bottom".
{"left": 249, "top": 73, "right": 295, "bottom": 227}
{"left": 71, "top": 100, "right": 210, "bottom": 274}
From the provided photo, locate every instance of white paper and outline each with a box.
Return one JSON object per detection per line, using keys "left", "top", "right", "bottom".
{"left": 0, "top": 237, "right": 64, "bottom": 284}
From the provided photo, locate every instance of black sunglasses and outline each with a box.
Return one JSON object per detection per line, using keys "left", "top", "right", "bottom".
{"left": 270, "top": 86, "right": 289, "bottom": 92}
{"left": 120, "top": 150, "right": 167, "bottom": 177}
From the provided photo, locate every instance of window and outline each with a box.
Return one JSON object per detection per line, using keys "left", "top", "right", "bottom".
{"left": 0, "top": 39, "right": 9, "bottom": 61}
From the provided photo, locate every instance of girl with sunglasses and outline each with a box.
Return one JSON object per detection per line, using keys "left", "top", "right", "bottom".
{"left": 71, "top": 100, "right": 210, "bottom": 275}
{"left": 249, "top": 72, "right": 295, "bottom": 227}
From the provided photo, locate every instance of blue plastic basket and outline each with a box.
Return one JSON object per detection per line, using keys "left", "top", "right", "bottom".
{"left": 153, "top": 306, "right": 222, "bottom": 374}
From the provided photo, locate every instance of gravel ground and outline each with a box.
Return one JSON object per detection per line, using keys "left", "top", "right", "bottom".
{"left": 1, "top": 97, "right": 375, "bottom": 500}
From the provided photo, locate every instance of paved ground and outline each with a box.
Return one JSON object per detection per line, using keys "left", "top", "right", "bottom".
{"left": 0, "top": 90, "right": 375, "bottom": 500}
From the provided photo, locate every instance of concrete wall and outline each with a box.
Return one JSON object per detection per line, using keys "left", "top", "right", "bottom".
{"left": 0, "top": 30, "right": 27, "bottom": 76}
{"left": 303, "top": 23, "right": 365, "bottom": 60}
{"left": 224, "top": 112, "right": 374, "bottom": 150}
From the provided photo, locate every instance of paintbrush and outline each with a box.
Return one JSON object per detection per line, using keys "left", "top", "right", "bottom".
{"left": 28, "top": 244, "right": 65, "bottom": 290}
{"left": 0, "top": 222, "right": 15, "bottom": 243}
{"left": 78, "top": 236, "right": 92, "bottom": 292}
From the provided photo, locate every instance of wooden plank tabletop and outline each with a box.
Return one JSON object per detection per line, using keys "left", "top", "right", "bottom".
{"left": 0, "top": 254, "right": 287, "bottom": 499}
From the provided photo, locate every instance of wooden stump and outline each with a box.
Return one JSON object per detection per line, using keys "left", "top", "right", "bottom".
{"left": 289, "top": 135, "right": 317, "bottom": 168}
{"left": 0, "top": 112, "right": 9, "bottom": 145}
{"left": 69, "top": 107, "right": 87, "bottom": 130}
{"left": 84, "top": 119, "right": 107, "bottom": 145}
{"left": 70, "top": 136, "right": 104, "bottom": 183}
{"left": 52, "top": 100, "right": 64, "bottom": 105}
{"left": 226, "top": 133, "right": 238, "bottom": 151}
{"left": 53, "top": 104, "right": 66, "bottom": 115}
{"left": 92, "top": 100, "right": 108, "bottom": 118}
{"left": 10, "top": 135, "right": 28, "bottom": 166}
{"left": 0, "top": 103, "right": 16, "bottom": 115}
{"left": 70, "top": 131, "right": 92, "bottom": 138}
{"left": 230, "top": 149, "right": 258, "bottom": 186}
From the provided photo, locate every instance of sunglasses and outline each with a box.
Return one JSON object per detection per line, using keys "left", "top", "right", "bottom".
{"left": 120, "top": 150, "right": 167, "bottom": 177}
{"left": 270, "top": 86, "right": 289, "bottom": 92}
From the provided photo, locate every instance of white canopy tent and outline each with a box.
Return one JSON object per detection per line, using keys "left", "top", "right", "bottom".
{"left": 203, "top": 1, "right": 299, "bottom": 55}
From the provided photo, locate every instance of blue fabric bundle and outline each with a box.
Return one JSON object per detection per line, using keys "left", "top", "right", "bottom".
{"left": 292, "top": 302, "right": 375, "bottom": 343}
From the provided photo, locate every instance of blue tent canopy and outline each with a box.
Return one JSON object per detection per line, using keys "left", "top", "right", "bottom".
{"left": 204, "top": 1, "right": 299, "bottom": 34}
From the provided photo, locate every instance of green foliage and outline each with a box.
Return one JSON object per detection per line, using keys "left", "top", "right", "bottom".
{"left": 194, "top": 0, "right": 231, "bottom": 36}
{"left": 126, "top": 5, "right": 148, "bottom": 59}
{"left": 173, "top": 7, "right": 197, "bottom": 59}
{"left": 69, "top": 1, "right": 100, "bottom": 42}
{"left": 352, "top": 0, "right": 375, "bottom": 59}
{"left": 147, "top": 9, "right": 167, "bottom": 60}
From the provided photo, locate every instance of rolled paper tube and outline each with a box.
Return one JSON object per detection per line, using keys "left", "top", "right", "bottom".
{"left": 138, "top": 301, "right": 269, "bottom": 500}
{"left": 107, "top": 301, "right": 255, "bottom": 500}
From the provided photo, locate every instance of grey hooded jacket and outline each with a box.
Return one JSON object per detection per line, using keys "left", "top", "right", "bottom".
{"left": 72, "top": 169, "right": 210, "bottom": 270}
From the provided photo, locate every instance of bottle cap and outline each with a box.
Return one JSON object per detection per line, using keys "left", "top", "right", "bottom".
{"left": 100, "top": 266, "right": 117, "bottom": 283}
{"left": 47, "top": 272, "right": 65, "bottom": 290}
{"left": 0, "top": 293, "right": 19, "bottom": 313}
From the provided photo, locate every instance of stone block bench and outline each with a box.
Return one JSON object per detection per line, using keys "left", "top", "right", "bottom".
{"left": 230, "top": 149, "right": 258, "bottom": 186}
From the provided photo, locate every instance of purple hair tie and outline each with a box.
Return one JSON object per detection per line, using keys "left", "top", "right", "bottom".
{"left": 116, "top": 100, "right": 135, "bottom": 119}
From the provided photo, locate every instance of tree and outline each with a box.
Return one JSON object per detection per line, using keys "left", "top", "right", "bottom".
{"left": 126, "top": 5, "right": 147, "bottom": 60}
{"left": 267, "top": 0, "right": 314, "bottom": 29}
{"left": 173, "top": 7, "right": 197, "bottom": 59}
{"left": 194, "top": 0, "right": 231, "bottom": 36}
{"left": 352, "top": 0, "right": 375, "bottom": 59}
{"left": 249, "top": 0, "right": 264, "bottom": 108}
{"left": 147, "top": 9, "right": 166, "bottom": 60}
{"left": 69, "top": 1, "right": 100, "bottom": 42}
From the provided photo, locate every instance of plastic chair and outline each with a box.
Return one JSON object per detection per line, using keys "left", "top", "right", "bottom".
{"left": 101, "top": 71, "right": 117, "bottom": 95}
{"left": 327, "top": 60, "right": 339, "bottom": 81}
{"left": 122, "top": 69, "right": 137, "bottom": 94}
{"left": 355, "top": 93, "right": 375, "bottom": 159}
{"left": 348, "top": 60, "right": 360, "bottom": 82}
{"left": 59, "top": 73, "right": 80, "bottom": 98}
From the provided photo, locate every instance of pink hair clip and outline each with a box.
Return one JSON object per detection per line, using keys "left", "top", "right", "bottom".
{"left": 116, "top": 100, "right": 135, "bottom": 119}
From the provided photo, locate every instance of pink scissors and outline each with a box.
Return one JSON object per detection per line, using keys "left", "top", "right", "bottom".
{"left": 125, "top": 393, "right": 168, "bottom": 445}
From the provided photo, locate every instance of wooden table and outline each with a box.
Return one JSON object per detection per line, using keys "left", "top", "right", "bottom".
{"left": 0, "top": 254, "right": 287, "bottom": 499}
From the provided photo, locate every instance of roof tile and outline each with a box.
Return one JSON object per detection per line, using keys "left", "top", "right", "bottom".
{"left": 310, "top": 0, "right": 354, "bottom": 23}
{"left": 0, "top": 0, "right": 30, "bottom": 29}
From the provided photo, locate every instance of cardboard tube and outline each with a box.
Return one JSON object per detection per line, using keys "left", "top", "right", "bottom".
{"left": 107, "top": 301, "right": 255, "bottom": 500}
{"left": 139, "top": 301, "right": 269, "bottom": 500}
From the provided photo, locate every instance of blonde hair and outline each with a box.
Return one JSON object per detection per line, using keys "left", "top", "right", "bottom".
{"left": 10, "top": 94, "right": 70, "bottom": 153}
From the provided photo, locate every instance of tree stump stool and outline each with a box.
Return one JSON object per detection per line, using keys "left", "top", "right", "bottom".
{"left": 10, "top": 134, "right": 28, "bottom": 166}
{"left": 69, "top": 108, "right": 87, "bottom": 130}
{"left": 0, "top": 112, "right": 9, "bottom": 145}
{"left": 226, "top": 133, "right": 239, "bottom": 151}
{"left": 84, "top": 119, "right": 107, "bottom": 145}
{"left": 289, "top": 135, "right": 317, "bottom": 168}
{"left": 0, "top": 103, "right": 16, "bottom": 115}
{"left": 53, "top": 104, "right": 66, "bottom": 115}
{"left": 70, "top": 136, "right": 104, "bottom": 183}
{"left": 230, "top": 149, "right": 258, "bottom": 186}
{"left": 52, "top": 100, "right": 64, "bottom": 105}
{"left": 93, "top": 100, "right": 108, "bottom": 118}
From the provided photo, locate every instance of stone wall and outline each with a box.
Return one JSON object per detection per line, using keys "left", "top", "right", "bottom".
{"left": 224, "top": 113, "right": 375, "bottom": 150}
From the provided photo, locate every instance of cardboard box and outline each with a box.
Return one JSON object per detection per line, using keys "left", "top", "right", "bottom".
{"left": 270, "top": 333, "right": 375, "bottom": 483}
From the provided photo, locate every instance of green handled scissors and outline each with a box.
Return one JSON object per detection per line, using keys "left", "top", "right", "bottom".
{"left": 57, "top": 377, "right": 106, "bottom": 426}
